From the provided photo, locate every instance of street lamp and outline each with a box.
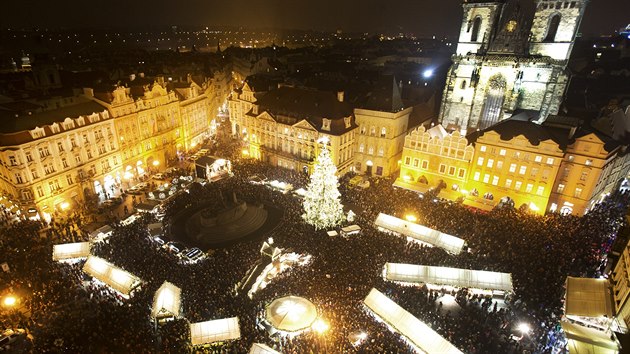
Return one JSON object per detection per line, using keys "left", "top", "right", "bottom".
{"left": 3, "top": 295, "right": 17, "bottom": 307}
{"left": 312, "top": 318, "right": 329, "bottom": 334}
{"left": 423, "top": 69, "right": 434, "bottom": 78}
{"left": 405, "top": 214, "right": 417, "bottom": 222}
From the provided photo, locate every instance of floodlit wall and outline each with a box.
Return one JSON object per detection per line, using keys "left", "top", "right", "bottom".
{"left": 152, "top": 281, "right": 182, "bottom": 319}
{"left": 52, "top": 242, "right": 90, "bottom": 261}
{"left": 190, "top": 317, "right": 241, "bottom": 346}
{"left": 82, "top": 256, "right": 142, "bottom": 296}
{"left": 374, "top": 213, "right": 465, "bottom": 255}
{"left": 363, "top": 288, "right": 463, "bottom": 354}
{"left": 385, "top": 263, "right": 513, "bottom": 292}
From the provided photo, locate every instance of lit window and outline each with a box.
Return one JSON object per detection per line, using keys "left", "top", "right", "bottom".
{"left": 534, "top": 156, "right": 542, "bottom": 163}
{"left": 536, "top": 186, "right": 544, "bottom": 196}
{"left": 483, "top": 174, "right": 490, "bottom": 183}
{"left": 515, "top": 181, "right": 522, "bottom": 190}
{"left": 359, "top": 144, "right": 364, "bottom": 153}
{"left": 557, "top": 184, "right": 565, "bottom": 193}
{"left": 505, "top": 179, "right": 513, "bottom": 188}
{"left": 525, "top": 183, "right": 533, "bottom": 193}
{"left": 492, "top": 176, "right": 499, "bottom": 185}
{"left": 413, "top": 159, "right": 419, "bottom": 167}
{"left": 487, "top": 159, "right": 494, "bottom": 168}
{"left": 580, "top": 171, "right": 588, "bottom": 181}
{"left": 508, "top": 164, "right": 516, "bottom": 173}
{"left": 477, "top": 157, "right": 484, "bottom": 166}
{"left": 499, "top": 149, "right": 506, "bottom": 156}
{"left": 546, "top": 157, "right": 554, "bottom": 165}
{"left": 585, "top": 159, "right": 592, "bottom": 166}
{"left": 497, "top": 161, "right": 503, "bottom": 169}
{"left": 519, "top": 166, "right": 526, "bottom": 175}
{"left": 480, "top": 145, "right": 487, "bottom": 152}
{"left": 473, "top": 172, "right": 480, "bottom": 181}
{"left": 574, "top": 188, "right": 583, "bottom": 198}
{"left": 368, "top": 146, "right": 374, "bottom": 155}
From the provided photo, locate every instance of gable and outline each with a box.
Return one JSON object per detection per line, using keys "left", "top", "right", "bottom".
{"left": 292, "top": 119, "right": 318, "bottom": 132}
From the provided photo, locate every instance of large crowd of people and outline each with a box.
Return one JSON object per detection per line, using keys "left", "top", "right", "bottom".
{"left": 0, "top": 142, "right": 627, "bottom": 353}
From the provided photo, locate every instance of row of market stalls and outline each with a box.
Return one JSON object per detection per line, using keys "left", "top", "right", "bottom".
{"left": 374, "top": 213, "right": 466, "bottom": 255}
{"left": 384, "top": 263, "right": 513, "bottom": 296}
{"left": 363, "top": 288, "right": 463, "bottom": 354}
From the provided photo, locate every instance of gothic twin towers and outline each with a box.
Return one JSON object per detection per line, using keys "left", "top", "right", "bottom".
{"left": 439, "top": 0, "right": 588, "bottom": 133}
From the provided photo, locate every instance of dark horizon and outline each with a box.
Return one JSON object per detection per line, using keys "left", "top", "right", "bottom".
{"left": 3, "top": 0, "right": 629, "bottom": 37}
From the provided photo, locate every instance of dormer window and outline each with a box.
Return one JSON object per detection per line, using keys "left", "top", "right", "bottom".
{"left": 63, "top": 118, "right": 75, "bottom": 130}
{"left": 88, "top": 113, "right": 100, "bottom": 123}
{"left": 322, "top": 118, "right": 331, "bottom": 131}
{"left": 29, "top": 127, "right": 46, "bottom": 139}
{"left": 76, "top": 117, "right": 85, "bottom": 126}
{"left": 50, "top": 123, "right": 60, "bottom": 134}
{"left": 344, "top": 117, "right": 351, "bottom": 129}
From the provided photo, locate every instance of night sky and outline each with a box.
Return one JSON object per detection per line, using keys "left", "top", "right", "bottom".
{"left": 3, "top": 0, "right": 629, "bottom": 36}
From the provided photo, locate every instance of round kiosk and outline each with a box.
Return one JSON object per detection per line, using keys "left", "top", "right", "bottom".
{"left": 265, "top": 296, "right": 318, "bottom": 333}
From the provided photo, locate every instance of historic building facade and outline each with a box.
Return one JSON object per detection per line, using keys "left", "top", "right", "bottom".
{"left": 439, "top": 0, "right": 588, "bottom": 133}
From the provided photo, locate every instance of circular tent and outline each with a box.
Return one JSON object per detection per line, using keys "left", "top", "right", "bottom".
{"left": 265, "top": 296, "right": 318, "bottom": 333}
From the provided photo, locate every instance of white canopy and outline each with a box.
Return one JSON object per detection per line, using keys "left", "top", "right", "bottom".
{"left": 265, "top": 296, "right": 318, "bottom": 332}
{"left": 385, "top": 263, "right": 513, "bottom": 292}
{"left": 151, "top": 281, "right": 181, "bottom": 319}
{"left": 190, "top": 317, "right": 241, "bottom": 346}
{"left": 363, "top": 288, "right": 463, "bottom": 354}
{"left": 249, "top": 343, "right": 281, "bottom": 354}
{"left": 560, "top": 321, "right": 619, "bottom": 354}
{"left": 52, "top": 242, "right": 90, "bottom": 261}
{"left": 82, "top": 256, "right": 142, "bottom": 297}
{"left": 565, "top": 277, "right": 614, "bottom": 318}
{"left": 374, "top": 213, "right": 465, "bottom": 255}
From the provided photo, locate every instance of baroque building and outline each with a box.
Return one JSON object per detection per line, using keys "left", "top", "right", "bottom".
{"left": 439, "top": 0, "right": 588, "bottom": 133}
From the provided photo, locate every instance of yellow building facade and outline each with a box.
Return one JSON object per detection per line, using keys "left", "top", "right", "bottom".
{"left": 395, "top": 125, "right": 474, "bottom": 197}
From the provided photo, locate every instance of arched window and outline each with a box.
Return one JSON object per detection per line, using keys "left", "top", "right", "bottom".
{"left": 471, "top": 17, "right": 482, "bottom": 42}
{"left": 480, "top": 75, "right": 507, "bottom": 130}
{"left": 544, "top": 15, "right": 561, "bottom": 42}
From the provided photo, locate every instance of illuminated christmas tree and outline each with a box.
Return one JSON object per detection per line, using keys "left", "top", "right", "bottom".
{"left": 302, "top": 138, "right": 344, "bottom": 230}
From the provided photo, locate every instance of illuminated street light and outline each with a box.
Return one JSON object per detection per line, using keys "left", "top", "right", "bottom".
{"left": 517, "top": 323, "right": 531, "bottom": 334}
{"left": 423, "top": 69, "right": 434, "bottom": 78}
{"left": 3, "top": 295, "right": 17, "bottom": 307}
{"left": 311, "top": 319, "right": 329, "bottom": 334}
{"left": 152, "top": 160, "right": 160, "bottom": 167}
{"left": 405, "top": 214, "right": 417, "bottom": 222}
{"left": 60, "top": 202, "right": 70, "bottom": 210}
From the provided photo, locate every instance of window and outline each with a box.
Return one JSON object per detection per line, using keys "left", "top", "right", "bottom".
{"left": 380, "top": 127, "right": 387, "bottom": 138}
{"left": 557, "top": 184, "right": 565, "bottom": 193}
{"left": 542, "top": 169, "right": 550, "bottom": 180}
{"left": 421, "top": 160, "right": 429, "bottom": 169}
{"left": 480, "top": 145, "right": 487, "bottom": 152}
{"left": 458, "top": 169, "right": 465, "bottom": 178}
{"left": 359, "top": 144, "right": 364, "bottom": 153}
{"left": 368, "top": 146, "right": 374, "bottom": 155}
{"left": 519, "top": 166, "right": 526, "bottom": 175}
{"left": 536, "top": 186, "right": 545, "bottom": 196}
{"left": 25, "top": 152, "right": 33, "bottom": 162}
{"left": 413, "top": 159, "right": 419, "bottom": 167}
{"left": 405, "top": 157, "right": 411, "bottom": 165}
{"left": 36, "top": 185, "right": 44, "bottom": 197}
{"left": 496, "top": 161, "right": 503, "bottom": 169}
{"left": 57, "top": 142, "right": 64, "bottom": 152}
{"left": 377, "top": 147, "right": 384, "bottom": 157}
{"left": 31, "top": 169, "right": 38, "bottom": 179}
{"left": 44, "top": 163, "right": 54, "bottom": 174}
{"left": 370, "top": 126, "right": 376, "bottom": 136}
{"left": 499, "top": 149, "right": 506, "bottom": 156}
{"left": 477, "top": 157, "right": 484, "bottom": 166}
{"left": 515, "top": 181, "right": 522, "bottom": 190}
{"left": 530, "top": 168, "right": 539, "bottom": 177}
{"left": 525, "top": 183, "right": 533, "bottom": 193}
{"left": 534, "top": 155, "right": 542, "bottom": 163}
{"left": 580, "top": 171, "right": 588, "bottom": 181}
{"left": 322, "top": 119, "right": 331, "bottom": 131}
{"left": 439, "top": 164, "right": 446, "bottom": 174}
{"left": 492, "top": 176, "right": 499, "bottom": 186}
{"left": 483, "top": 174, "right": 490, "bottom": 183}
{"left": 544, "top": 14, "right": 561, "bottom": 42}
{"left": 62, "top": 158, "right": 68, "bottom": 169}
{"left": 15, "top": 173, "right": 23, "bottom": 184}
{"left": 585, "top": 159, "right": 593, "bottom": 166}
{"left": 574, "top": 188, "right": 583, "bottom": 198}
{"left": 360, "top": 126, "right": 366, "bottom": 135}
{"left": 505, "top": 179, "right": 513, "bottom": 188}
{"left": 83, "top": 134, "right": 89, "bottom": 144}
{"left": 473, "top": 172, "right": 480, "bottom": 181}
{"left": 471, "top": 16, "right": 482, "bottom": 42}
{"left": 546, "top": 157, "right": 554, "bottom": 165}
{"left": 75, "top": 155, "right": 81, "bottom": 164}
{"left": 87, "top": 150, "right": 92, "bottom": 159}
{"left": 66, "top": 174, "right": 73, "bottom": 185}
{"left": 509, "top": 163, "right": 517, "bottom": 173}
{"left": 487, "top": 159, "right": 494, "bottom": 168}
{"left": 448, "top": 166, "right": 456, "bottom": 176}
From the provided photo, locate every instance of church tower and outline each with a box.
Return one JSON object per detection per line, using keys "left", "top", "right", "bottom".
{"left": 529, "top": 0, "right": 588, "bottom": 61}
{"left": 456, "top": 0, "right": 506, "bottom": 56}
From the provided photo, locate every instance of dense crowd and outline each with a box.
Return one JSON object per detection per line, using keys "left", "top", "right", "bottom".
{"left": 0, "top": 150, "right": 627, "bottom": 353}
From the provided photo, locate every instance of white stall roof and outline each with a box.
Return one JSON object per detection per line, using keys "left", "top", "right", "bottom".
{"left": 249, "top": 343, "right": 281, "bottom": 354}
{"left": 190, "top": 317, "right": 241, "bottom": 346}
{"left": 385, "top": 263, "right": 513, "bottom": 292}
{"left": 363, "top": 288, "right": 463, "bottom": 354}
{"left": 82, "top": 256, "right": 142, "bottom": 296}
{"left": 565, "top": 277, "right": 614, "bottom": 318}
{"left": 152, "top": 281, "right": 181, "bottom": 319}
{"left": 374, "top": 213, "right": 465, "bottom": 255}
{"left": 52, "top": 242, "right": 90, "bottom": 261}
{"left": 561, "top": 321, "right": 619, "bottom": 354}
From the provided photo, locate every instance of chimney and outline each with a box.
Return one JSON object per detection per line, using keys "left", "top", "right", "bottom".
{"left": 337, "top": 91, "right": 344, "bottom": 102}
